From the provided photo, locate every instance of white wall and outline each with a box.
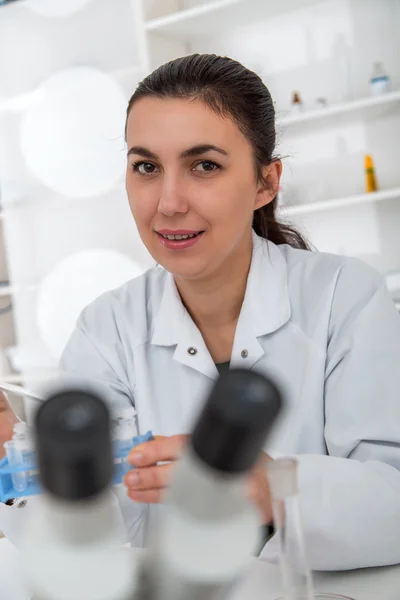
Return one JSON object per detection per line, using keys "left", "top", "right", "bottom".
{"left": 0, "top": 0, "right": 153, "bottom": 378}
{"left": 0, "top": 227, "right": 15, "bottom": 351}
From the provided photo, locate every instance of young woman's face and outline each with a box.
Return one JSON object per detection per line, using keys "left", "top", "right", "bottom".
{"left": 125, "top": 97, "right": 278, "bottom": 281}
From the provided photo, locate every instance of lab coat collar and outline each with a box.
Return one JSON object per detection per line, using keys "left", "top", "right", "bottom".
{"left": 151, "top": 232, "right": 291, "bottom": 378}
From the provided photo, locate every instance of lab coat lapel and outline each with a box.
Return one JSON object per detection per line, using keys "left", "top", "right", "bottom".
{"left": 151, "top": 272, "right": 218, "bottom": 380}
{"left": 231, "top": 233, "right": 291, "bottom": 370}
{"left": 151, "top": 233, "right": 291, "bottom": 377}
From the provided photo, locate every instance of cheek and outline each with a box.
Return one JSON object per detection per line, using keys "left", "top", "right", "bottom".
{"left": 127, "top": 180, "right": 158, "bottom": 226}
{"left": 200, "top": 174, "right": 256, "bottom": 223}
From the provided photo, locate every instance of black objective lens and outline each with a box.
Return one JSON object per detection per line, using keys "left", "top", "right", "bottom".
{"left": 191, "top": 369, "right": 283, "bottom": 474}
{"left": 35, "top": 389, "right": 113, "bottom": 501}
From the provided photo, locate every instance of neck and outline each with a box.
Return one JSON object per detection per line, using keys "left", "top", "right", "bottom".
{"left": 175, "top": 234, "right": 253, "bottom": 330}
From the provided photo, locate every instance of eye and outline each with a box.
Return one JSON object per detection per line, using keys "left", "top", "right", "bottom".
{"left": 192, "top": 160, "right": 220, "bottom": 173}
{"left": 131, "top": 161, "right": 158, "bottom": 175}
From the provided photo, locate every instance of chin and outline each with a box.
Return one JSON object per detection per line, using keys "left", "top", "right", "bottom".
{"left": 157, "top": 256, "right": 209, "bottom": 281}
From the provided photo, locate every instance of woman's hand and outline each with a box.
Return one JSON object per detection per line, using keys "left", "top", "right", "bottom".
{"left": 0, "top": 391, "right": 18, "bottom": 460}
{"left": 124, "top": 435, "right": 188, "bottom": 503}
{"left": 124, "top": 435, "right": 273, "bottom": 525}
{"left": 247, "top": 453, "right": 274, "bottom": 525}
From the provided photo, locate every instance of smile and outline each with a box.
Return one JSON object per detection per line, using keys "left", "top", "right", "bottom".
{"left": 160, "top": 233, "right": 199, "bottom": 240}
{"left": 156, "top": 230, "right": 205, "bottom": 251}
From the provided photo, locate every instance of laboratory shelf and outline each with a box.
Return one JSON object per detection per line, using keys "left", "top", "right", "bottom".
{"left": 278, "top": 89, "right": 400, "bottom": 129}
{"left": 145, "top": 0, "right": 322, "bottom": 38}
{"left": 0, "top": 284, "right": 37, "bottom": 297}
{"left": 280, "top": 187, "right": 400, "bottom": 217}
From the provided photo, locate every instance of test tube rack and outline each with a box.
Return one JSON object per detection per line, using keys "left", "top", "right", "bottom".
{"left": 0, "top": 430, "right": 153, "bottom": 503}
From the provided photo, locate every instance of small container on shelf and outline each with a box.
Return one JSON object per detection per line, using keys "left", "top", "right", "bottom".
{"left": 365, "top": 154, "right": 378, "bottom": 193}
{"left": 370, "top": 62, "right": 391, "bottom": 96}
{"left": 291, "top": 91, "right": 303, "bottom": 115}
{"left": 316, "top": 97, "right": 328, "bottom": 110}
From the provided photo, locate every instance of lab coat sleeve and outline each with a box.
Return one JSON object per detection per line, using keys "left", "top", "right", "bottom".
{"left": 262, "top": 261, "right": 400, "bottom": 571}
{"left": 59, "top": 300, "right": 134, "bottom": 413}
{"left": 1, "top": 298, "right": 149, "bottom": 551}
{"left": 58, "top": 300, "right": 149, "bottom": 547}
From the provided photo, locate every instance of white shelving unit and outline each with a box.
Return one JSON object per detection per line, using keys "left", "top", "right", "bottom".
{"left": 278, "top": 89, "right": 400, "bottom": 128}
{"left": 0, "top": 285, "right": 36, "bottom": 298}
{"left": 144, "top": 0, "right": 323, "bottom": 37}
{"left": 280, "top": 187, "right": 400, "bottom": 217}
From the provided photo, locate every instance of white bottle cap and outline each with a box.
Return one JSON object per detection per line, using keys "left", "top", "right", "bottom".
{"left": 13, "top": 422, "right": 28, "bottom": 436}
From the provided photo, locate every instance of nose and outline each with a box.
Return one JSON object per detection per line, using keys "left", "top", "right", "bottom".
{"left": 157, "top": 174, "right": 189, "bottom": 217}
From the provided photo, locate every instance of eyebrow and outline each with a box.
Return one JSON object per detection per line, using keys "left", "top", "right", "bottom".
{"left": 127, "top": 144, "right": 228, "bottom": 159}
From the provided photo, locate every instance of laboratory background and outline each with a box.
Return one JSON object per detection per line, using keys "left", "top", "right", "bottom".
{"left": 0, "top": 0, "right": 400, "bottom": 420}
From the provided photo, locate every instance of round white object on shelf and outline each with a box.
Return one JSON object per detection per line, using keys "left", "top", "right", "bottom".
{"left": 37, "top": 249, "right": 143, "bottom": 360}
{"left": 20, "top": 67, "right": 127, "bottom": 198}
{"left": 26, "top": 0, "right": 91, "bottom": 18}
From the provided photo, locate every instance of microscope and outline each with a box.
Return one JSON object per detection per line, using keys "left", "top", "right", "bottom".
{"left": 22, "top": 368, "right": 283, "bottom": 600}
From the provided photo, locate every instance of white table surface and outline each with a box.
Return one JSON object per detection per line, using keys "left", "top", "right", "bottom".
{"left": 1, "top": 537, "right": 399, "bottom": 600}
{"left": 231, "top": 558, "right": 400, "bottom": 600}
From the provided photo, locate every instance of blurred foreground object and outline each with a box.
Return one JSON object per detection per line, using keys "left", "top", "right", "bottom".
{"left": 22, "top": 389, "right": 136, "bottom": 600}
{"left": 135, "top": 368, "right": 283, "bottom": 600}
{"left": 267, "top": 459, "right": 355, "bottom": 600}
{"left": 267, "top": 459, "right": 314, "bottom": 600}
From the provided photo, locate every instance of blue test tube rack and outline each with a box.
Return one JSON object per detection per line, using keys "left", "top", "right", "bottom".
{"left": 0, "top": 430, "right": 153, "bottom": 503}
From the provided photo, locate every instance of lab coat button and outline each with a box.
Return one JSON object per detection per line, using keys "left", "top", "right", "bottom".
{"left": 241, "top": 349, "right": 249, "bottom": 359}
{"left": 187, "top": 347, "right": 197, "bottom": 356}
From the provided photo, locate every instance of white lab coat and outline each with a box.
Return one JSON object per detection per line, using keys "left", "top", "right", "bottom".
{"left": 3, "top": 232, "right": 400, "bottom": 571}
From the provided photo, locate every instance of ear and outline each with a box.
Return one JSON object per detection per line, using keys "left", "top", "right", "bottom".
{"left": 255, "top": 160, "right": 282, "bottom": 210}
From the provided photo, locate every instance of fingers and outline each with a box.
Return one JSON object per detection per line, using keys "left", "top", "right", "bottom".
{"left": 124, "top": 463, "right": 172, "bottom": 491}
{"left": 127, "top": 434, "right": 188, "bottom": 467}
{"left": 246, "top": 454, "right": 273, "bottom": 525}
{"left": 127, "top": 488, "right": 164, "bottom": 504}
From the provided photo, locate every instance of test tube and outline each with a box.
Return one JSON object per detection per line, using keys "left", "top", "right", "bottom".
{"left": 13, "top": 422, "right": 38, "bottom": 486}
{"left": 266, "top": 458, "right": 314, "bottom": 600}
{"left": 266, "top": 460, "right": 357, "bottom": 600}
{"left": 3, "top": 439, "right": 28, "bottom": 493}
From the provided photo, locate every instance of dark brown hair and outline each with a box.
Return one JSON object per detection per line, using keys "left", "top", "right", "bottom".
{"left": 125, "top": 53, "right": 309, "bottom": 250}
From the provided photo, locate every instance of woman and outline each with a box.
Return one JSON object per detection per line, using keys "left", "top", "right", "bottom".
{"left": 2, "top": 54, "right": 400, "bottom": 570}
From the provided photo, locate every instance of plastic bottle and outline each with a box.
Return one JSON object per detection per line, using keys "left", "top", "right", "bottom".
{"left": 370, "top": 61, "right": 391, "bottom": 96}
{"left": 365, "top": 154, "right": 378, "bottom": 193}
{"left": 3, "top": 422, "right": 35, "bottom": 493}
{"left": 135, "top": 368, "right": 283, "bottom": 600}
{"left": 112, "top": 406, "right": 137, "bottom": 476}
{"left": 12, "top": 422, "right": 38, "bottom": 487}
{"left": 22, "top": 389, "right": 136, "bottom": 600}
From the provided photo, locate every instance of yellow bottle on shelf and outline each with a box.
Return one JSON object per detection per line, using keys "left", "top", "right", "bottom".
{"left": 365, "top": 154, "right": 378, "bottom": 193}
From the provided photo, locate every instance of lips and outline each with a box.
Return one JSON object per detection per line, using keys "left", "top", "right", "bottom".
{"left": 156, "top": 230, "right": 205, "bottom": 251}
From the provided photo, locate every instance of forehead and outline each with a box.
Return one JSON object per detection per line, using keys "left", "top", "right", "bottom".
{"left": 126, "top": 96, "right": 247, "bottom": 152}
